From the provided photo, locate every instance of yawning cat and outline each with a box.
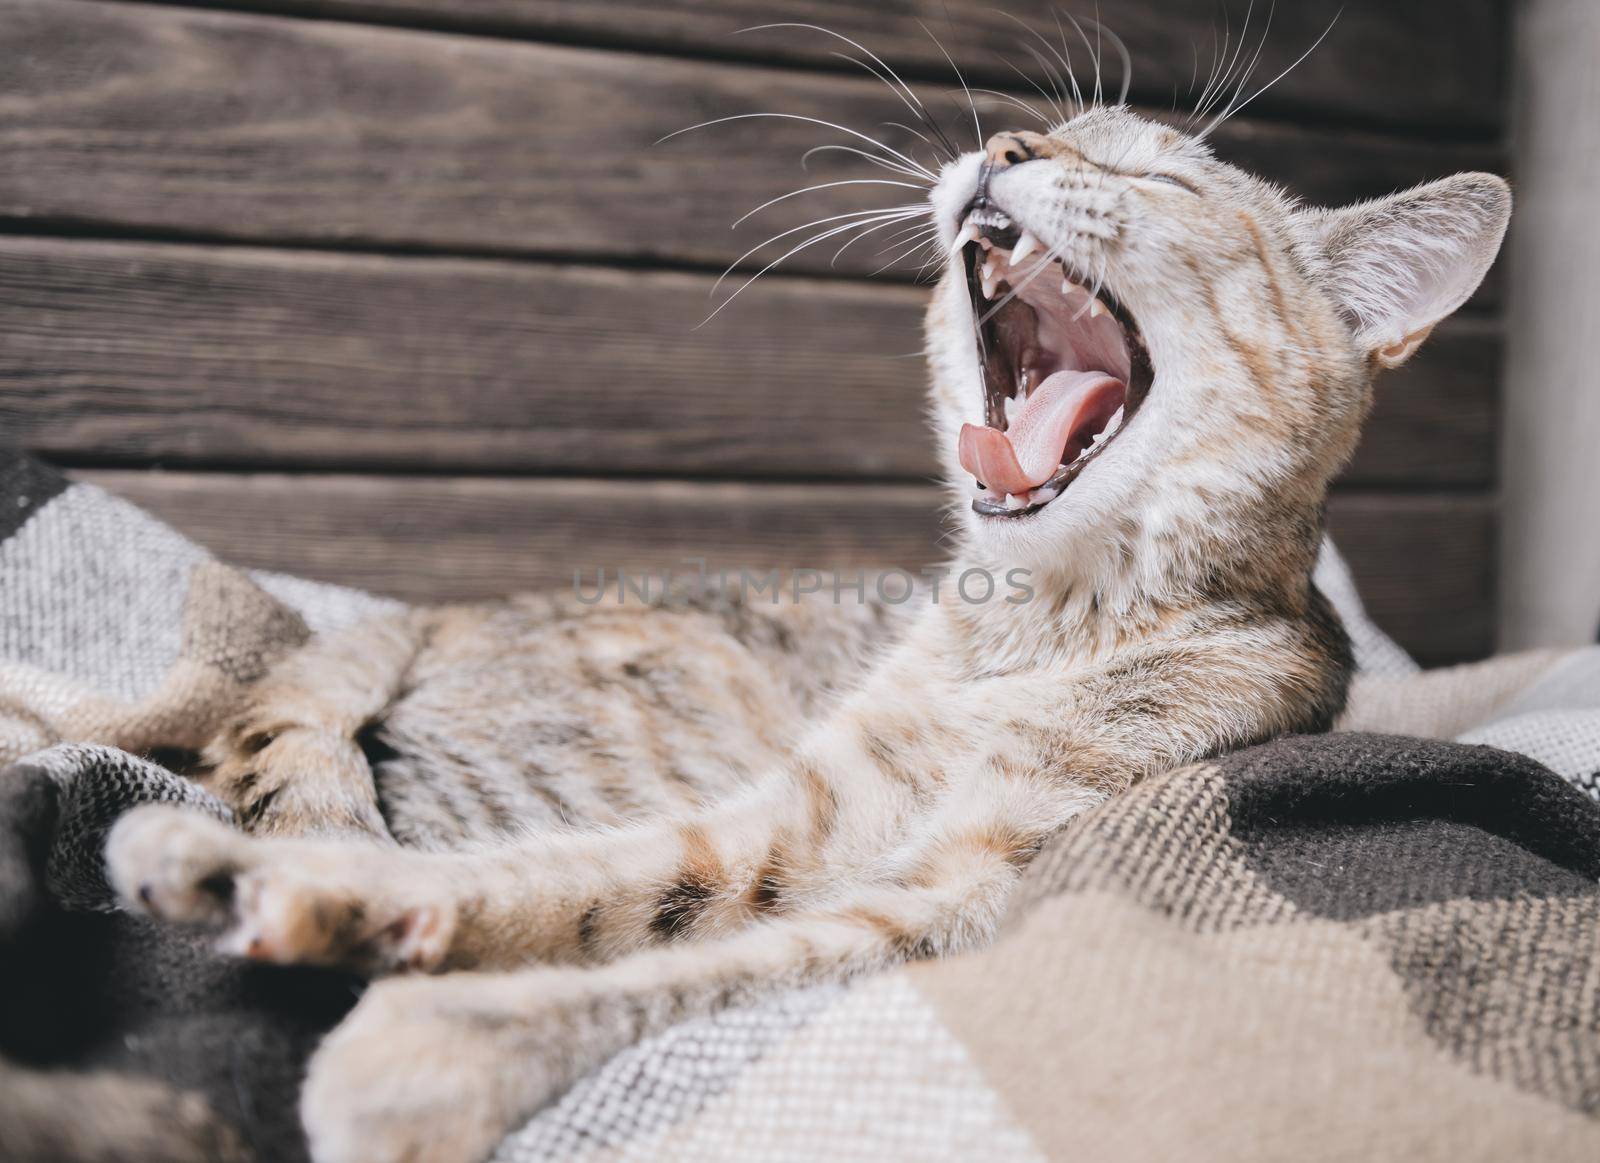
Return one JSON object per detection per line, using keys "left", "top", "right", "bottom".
{"left": 107, "top": 105, "right": 1509, "bottom": 1163}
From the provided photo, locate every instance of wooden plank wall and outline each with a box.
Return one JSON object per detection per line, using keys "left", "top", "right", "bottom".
{"left": 0, "top": 0, "right": 1509, "bottom": 664}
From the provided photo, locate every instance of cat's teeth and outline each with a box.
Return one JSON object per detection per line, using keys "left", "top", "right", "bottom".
{"left": 979, "top": 258, "right": 1002, "bottom": 299}
{"left": 1091, "top": 429, "right": 1108, "bottom": 445}
{"left": 1010, "top": 231, "right": 1039, "bottom": 265}
{"left": 1004, "top": 492, "right": 1026, "bottom": 511}
{"left": 1003, "top": 394, "right": 1021, "bottom": 424}
{"left": 954, "top": 222, "right": 980, "bottom": 249}
{"left": 1106, "top": 406, "right": 1125, "bottom": 433}
{"left": 1031, "top": 486, "right": 1058, "bottom": 505}
{"left": 1088, "top": 298, "right": 1108, "bottom": 319}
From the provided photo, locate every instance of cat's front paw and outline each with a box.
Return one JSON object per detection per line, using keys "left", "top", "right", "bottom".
{"left": 106, "top": 805, "right": 246, "bottom": 928}
{"left": 302, "top": 975, "right": 557, "bottom": 1163}
{"left": 108, "top": 807, "right": 454, "bottom": 973}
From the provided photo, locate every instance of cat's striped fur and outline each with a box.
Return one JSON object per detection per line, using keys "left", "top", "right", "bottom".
{"left": 107, "top": 107, "right": 1509, "bottom": 1163}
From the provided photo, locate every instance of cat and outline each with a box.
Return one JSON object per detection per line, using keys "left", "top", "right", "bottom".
{"left": 106, "top": 106, "right": 1509, "bottom": 1163}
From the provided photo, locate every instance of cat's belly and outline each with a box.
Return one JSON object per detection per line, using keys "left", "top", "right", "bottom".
{"left": 366, "top": 600, "right": 814, "bottom": 849}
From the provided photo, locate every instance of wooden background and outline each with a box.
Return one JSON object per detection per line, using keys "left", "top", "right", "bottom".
{"left": 0, "top": 0, "right": 1508, "bottom": 665}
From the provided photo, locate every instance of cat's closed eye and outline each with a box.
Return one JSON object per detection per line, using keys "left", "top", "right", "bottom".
{"left": 1144, "top": 172, "right": 1199, "bottom": 193}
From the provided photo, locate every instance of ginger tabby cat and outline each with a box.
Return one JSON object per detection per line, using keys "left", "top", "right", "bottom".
{"left": 108, "top": 107, "right": 1509, "bottom": 1162}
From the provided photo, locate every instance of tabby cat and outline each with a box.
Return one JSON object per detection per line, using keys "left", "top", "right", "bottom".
{"left": 107, "top": 106, "right": 1509, "bottom": 1163}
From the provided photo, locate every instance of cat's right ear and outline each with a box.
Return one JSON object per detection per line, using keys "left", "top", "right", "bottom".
{"left": 1301, "top": 173, "right": 1511, "bottom": 368}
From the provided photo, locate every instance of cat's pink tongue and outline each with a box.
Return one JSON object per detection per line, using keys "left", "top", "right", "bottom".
{"left": 958, "top": 370, "right": 1126, "bottom": 496}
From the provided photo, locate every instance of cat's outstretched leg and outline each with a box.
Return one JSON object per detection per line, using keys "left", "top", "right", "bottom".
{"left": 199, "top": 612, "right": 429, "bottom": 838}
{"left": 108, "top": 649, "right": 969, "bottom": 970}
{"left": 297, "top": 822, "right": 1034, "bottom": 1163}
{"left": 107, "top": 758, "right": 816, "bottom": 973}
{"left": 104, "top": 761, "right": 817, "bottom": 973}
{"left": 108, "top": 658, "right": 1125, "bottom": 976}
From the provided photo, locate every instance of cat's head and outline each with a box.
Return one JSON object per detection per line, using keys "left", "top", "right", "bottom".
{"left": 924, "top": 106, "right": 1508, "bottom": 592}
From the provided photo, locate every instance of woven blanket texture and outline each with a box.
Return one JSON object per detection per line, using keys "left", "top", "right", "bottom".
{"left": 3, "top": 446, "right": 1599, "bottom": 1162}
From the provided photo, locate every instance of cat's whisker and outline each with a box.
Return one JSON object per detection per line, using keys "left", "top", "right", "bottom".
{"left": 732, "top": 179, "right": 927, "bottom": 229}
{"left": 993, "top": 55, "right": 1069, "bottom": 124}
{"left": 991, "top": 10, "right": 1083, "bottom": 119}
{"left": 1059, "top": 8, "right": 1104, "bottom": 112}
{"left": 1194, "top": 0, "right": 1256, "bottom": 124}
{"left": 738, "top": 22, "right": 962, "bottom": 163}
{"left": 701, "top": 207, "right": 927, "bottom": 327}
{"left": 1096, "top": 20, "right": 1135, "bottom": 105}
{"left": 879, "top": 217, "right": 940, "bottom": 248}
{"left": 1017, "top": 41, "right": 1078, "bottom": 121}
{"left": 1050, "top": 9, "right": 1089, "bottom": 114}
{"left": 884, "top": 119, "right": 938, "bottom": 151}
{"left": 1078, "top": 4, "right": 1105, "bottom": 108}
{"left": 827, "top": 54, "right": 961, "bottom": 165}
{"left": 800, "top": 144, "right": 933, "bottom": 184}
{"left": 1187, "top": 11, "right": 1233, "bottom": 128}
{"left": 659, "top": 113, "right": 938, "bottom": 183}
{"left": 877, "top": 238, "right": 943, "bottom": 278}
{"left": 911, "top": 242, "right": 953, "bottom": 283}
{"left": 1200, "top": 8, "right": 1339, "bottom": 139}
{"left": 971, "top": 87, "right": 1053, "bottom": 128}
{"left": 830, "top": 211, "right": 932, "bottom": 266}
{"left": 1214, "top": 1, "right": 1266, "bottom": 118}
{"left": 916, "top": 19, "right": 984, "bottom": 149}
{"left": 711, "top": 205, "right": 928, "bottom": 299}
{"left": 868, "top": 226, "right": 943, "bottom": 277}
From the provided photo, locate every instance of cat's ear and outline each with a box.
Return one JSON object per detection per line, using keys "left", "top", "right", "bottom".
{"left": 1301, "top": 173, "right": 1510, "bottom": 368}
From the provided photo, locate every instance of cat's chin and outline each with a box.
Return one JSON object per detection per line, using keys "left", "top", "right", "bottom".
{"left": 949, "top": 209, "right": 1154, "bottom": 521}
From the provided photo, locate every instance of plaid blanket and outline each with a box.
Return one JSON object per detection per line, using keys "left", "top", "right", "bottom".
{"left": 3, "top": 446, "right": 1600, "bottom": 1162}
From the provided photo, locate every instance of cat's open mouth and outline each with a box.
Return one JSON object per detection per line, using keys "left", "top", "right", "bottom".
{"left": 954, "top": 208, "right": 1153, "bottom": 519}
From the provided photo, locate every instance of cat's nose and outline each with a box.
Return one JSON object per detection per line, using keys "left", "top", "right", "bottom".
{"left": 983, "top": 130, "right": 1052, "bottom": 169}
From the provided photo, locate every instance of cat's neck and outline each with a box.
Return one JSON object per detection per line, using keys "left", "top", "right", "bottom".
{"left": 940, "top": 506, "right": 1323, "bottom": 675}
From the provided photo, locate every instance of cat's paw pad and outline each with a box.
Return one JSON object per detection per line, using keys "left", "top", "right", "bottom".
{"left": 107, "top": 805, "right": 246, "bottom": 926}
{"left": 219, "top": 868, "right": 455, "bottom": 972}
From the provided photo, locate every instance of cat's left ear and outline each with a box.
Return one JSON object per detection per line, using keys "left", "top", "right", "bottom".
{"left": 1301, "top": 173, "right": 1511, "bottom": 368}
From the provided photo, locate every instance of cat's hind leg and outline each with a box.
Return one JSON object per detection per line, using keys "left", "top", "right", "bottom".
{"left": 201, "top": 611, "right": 430, "bottom": 839}
{"left": 298, "top": 830, "right": 1029, "bottom": 1163}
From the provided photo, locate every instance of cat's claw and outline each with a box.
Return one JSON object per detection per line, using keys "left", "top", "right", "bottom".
{"left": 107, "top": 806, "right": 454, "bottom": 974}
